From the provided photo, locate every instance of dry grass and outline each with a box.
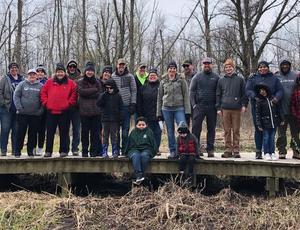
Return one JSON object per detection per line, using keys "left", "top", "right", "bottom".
{"left": 0, "top": 183, "right": 300, "bottom": 229}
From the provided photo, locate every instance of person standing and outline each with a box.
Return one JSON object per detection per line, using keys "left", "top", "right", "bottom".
{"left": 190, "top": 57, "right": 219, "bottom": 157}
{"left": 137, "top": 68, "right": 162, "bottom": 151}
{"left": 0, "top": 62, "right": 24, "bottom": 156}
{"left": 276, "top": 60, "right": 299, "bottom": 159}
{"left": 216, "top": 59, "right": 248, "bottom": 158}
{"left": 157, "top": 61, "right": 191, "bottom": 158}
{"left": 77, "top": 62, "right": 102, "bottom": 157}
{"left": 181, "top": 59, "right": 196, "bottom": 87}
{"left": 66, "top": 59, "right": 81, "bottom": 155}
{"left": 111, "top": 58, "right": 136, "bottom": 154}
{"left": 13, "top": 69, "right": 43, "bottom": 157}
{"left": 245, "top": 61, "right": 284, "bottom": 159}
{"left": 134, "top": 63, "right": 148, "bottom": 92}
{"left": 41, "top": 63, "right": 77, "bottom": 157}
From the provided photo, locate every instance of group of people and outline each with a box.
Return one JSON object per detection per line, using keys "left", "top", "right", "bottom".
{"left": 0, "top": 56, "right": 299, "bottom": 184}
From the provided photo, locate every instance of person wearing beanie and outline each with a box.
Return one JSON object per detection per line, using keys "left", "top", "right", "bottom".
{"left": 77, "top": 61, "right": 102, "bottom": 157}
{"left": 245, "top": 61, "right": 284, "bottom": 159}
{"left": 137, "top": 67, "right": 161, "bottom": 152}
{"left": 190, "top": 57, "right": 219, "bottom": 157}
{"left": 41, "top": 63, "right": 77, "bottom": 157}
{"left": 216, "top": 58, "right": 248, "bottom": 158}
{"left": 157, "top": 60, "right": 190, "bottom": 159}
{"left": 13, "top": 69, "right": 43, "bottom": 157}
{"left": 276, "top": 59, "right": 299, "bottom": 159}
{"left": 111, "top": 58, "right": 137, "bottom": 154}
{"left": 0, "top": 62, "right": 24, "bottom": 156}
{"left": 66, "top": 59, "right": 81, "bottom": 156}
{"left": 176, "top": 121, "right": 199, "bottom": 184}
{"left": 97, "top": 78, "right": 123, "bottom": 158}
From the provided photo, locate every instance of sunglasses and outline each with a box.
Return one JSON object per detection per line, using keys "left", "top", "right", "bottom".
{"left": 68, "top": 65, "right": 76, "bottom": 69}
{"left": 106, "top": 86, "right": 113, "bottom": 89}
{"left": 183, "top": 65, "right": 190, "bottom": 68}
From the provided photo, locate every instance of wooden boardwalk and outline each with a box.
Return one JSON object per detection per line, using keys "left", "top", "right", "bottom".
{"left": 0, "top": 151, "right": 299, "bottom": 196}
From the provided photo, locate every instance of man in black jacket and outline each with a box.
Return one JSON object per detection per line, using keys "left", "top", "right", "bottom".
{"left": 190, "top": 57, "right": 219, "bottom": 157}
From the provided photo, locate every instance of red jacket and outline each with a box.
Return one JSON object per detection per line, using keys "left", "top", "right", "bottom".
{"left": 176, "top": 133, "right": 199, "bottom": 156}
{"left": 40, "top": 77, "right": 77, "bottom": 114}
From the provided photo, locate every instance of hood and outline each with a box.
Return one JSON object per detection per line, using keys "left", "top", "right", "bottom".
{"left": 67, "top": 59, "right": 78, "bottom": 67}
{"left": 103, "top": 78, "right": 119, "bottom": 93}
{"left": 279, "top": 59, "right": 291, "bottom": 74}
{"left": 254, "top": 84, "right": 271, "bottom": 98}
{"left": 177, "top": 121, "right": 189, "bottom": 134}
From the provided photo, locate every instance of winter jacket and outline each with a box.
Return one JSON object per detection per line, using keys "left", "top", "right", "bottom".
{"left": 176, "top": 133, "right": 199, "bottom": 156}
{"left": 0, "top": 74, "right": 24, "bottom": 111}
{"left": 276, "top": 67, "right": 297, "bottom": 115}
{"left": 137, "top": 80, "right": 160, "bottom": 122}
{"left": 181, "top": 71, "right": 196, "bottom": 87}
{"left": 97, "top": 79, "right": 123, "bottom": 122}
{"left": 40, "top": 76, "right": 77, "bottom": 114}
{"left": 157, "top": 74, "right": 191, "bottom": 117}
{"left": 13, "top": 80, "right": 43, "bottom": 116}
{"left": 124, "top": 127, "right": 158, "bottom": 158}
{"left": 111, "top": 67, "right": 137, "bottom": 106}
{"left": 134, "top": 71, "right": 148, "bottom": 91}
{"left": 77, "top": 76, "right": 102, "bottom": 116}
{"left": 290, "top": 78, "right": 300, "bottom": 127}
{"left": 216, "top": 73, "right": 248, "bottom": 110}
{"left": 255, "top": 85, "right": 283, "bottom": 129}
{"left": 189, "top": 71, "right": 219, "bottom": 108}
{"left": 245, "top": 72, "right": 284, "bottom": 103}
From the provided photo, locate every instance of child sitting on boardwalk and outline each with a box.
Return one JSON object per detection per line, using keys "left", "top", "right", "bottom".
{"left": 124, "top": 117, "right": 157, "bottom": 185}
{"left": 176, "top": 121, "right": 199, "bottom": 183}
{"left": 255, "top": 84, "right": 284, "bottom": 161}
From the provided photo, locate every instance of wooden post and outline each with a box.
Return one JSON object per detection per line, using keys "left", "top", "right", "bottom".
{"left": 57, "top": 173, "right": 72, "bottom": 197}
{"left": 265, "top": 177, "right": 279, "bottom": 198}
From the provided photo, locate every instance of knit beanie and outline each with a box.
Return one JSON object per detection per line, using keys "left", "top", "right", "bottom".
{"left": 167, "top": 61, "right": 177, "bottom": 70}
{"left": 102, "top": 65, "right": 113, "bottom": 74}
{"left": 148, "top": 67, "right": 158, "bottom": 75}
{"left": 8, "top": 62, "right": 19, "bottom": 70}
{"left": 224, "top": 58, "right": 235, "bottom": 68}
{"left": 55, "top": 63, "right": 66, "bottom": 72}
{"left": 258, "top": 61, "right": 269, "bottom": 69}
{"left": 85, "top": 61, "right": 95, "bottom": 72}
{"left": 36, "top": 64, "right": 47, "bottom": 74}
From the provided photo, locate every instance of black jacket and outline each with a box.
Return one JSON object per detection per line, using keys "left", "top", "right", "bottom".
{"left": 97, "top": 79, "right": 123, "bottom": 122}
{"left": 137, "top": 80, "right": 160, "bottom": 122}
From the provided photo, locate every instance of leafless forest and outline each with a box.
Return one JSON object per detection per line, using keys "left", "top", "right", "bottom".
{"left": 0, "top": 0, "right": 299, "bottom": 77}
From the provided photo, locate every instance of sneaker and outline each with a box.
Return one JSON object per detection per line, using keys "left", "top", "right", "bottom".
{"left": 1, "top": 152, "right": 7, "bottom": 157}
{"left": 44, "top": 152, "right": 52, "bottom": 157}
{"left": 72, "top": 151, "right": 79, "bottom": 156}
{"left": 136, "top": 176, "right": 145, "bottom": 183}
{"left": 233, "top": 152, "right": 241, "bottom": 158}
{"left": 15, "top": 154, "right": 21, "bottom": 158}
{"left": 60, "top": 152, "right": 68, "bottom": 157}
{"left": 255, "top": 151, "right": 262, "bottom": 159}
{"left": 112, "top": 153, "right": 119, "bottom": 158}
{"left": 168, "top": 151, "right": 178, "bottom": 159}
{"left": 271, "top": 153, "right": 278, "bottom": 161}
{"left": 264, "top": 153, "right": 272, "bottom": 161}
{"left": 207, "top": 150, "right": 214, "bottom": 158}
{"left": 34, "top": 148, "right": 43, "bottom": 156}
{"left": 28, "top": 155, "right": 34, "bottom": 158}
{"left": 102, "top": 152, "right": 109, "bottom": 158}
{"left": 292, "top": 150, "right": 300, "bottom": 159}
{"left": 278, "top": 151, "right": 287, "bottom": 159}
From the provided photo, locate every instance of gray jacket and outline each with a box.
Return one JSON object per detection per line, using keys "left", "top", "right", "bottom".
{"left": 216, "top": 73, "right": 248, "bottom": 110}
{"left": 157, "top": 74, "right": 191, "bottom": 117}
{"left": 112, "top": 68, "right": 136, "bottom": 106}
{"left": 276, "top": 70, "right": 297, "bottom": 115}
{"left": 13, "top": 80, "right": 43, "bottom": 115}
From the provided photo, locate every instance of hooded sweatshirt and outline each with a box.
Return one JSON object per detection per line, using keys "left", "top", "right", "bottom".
{"left": 13, "top": 79, "right": 43, "bottom": 116}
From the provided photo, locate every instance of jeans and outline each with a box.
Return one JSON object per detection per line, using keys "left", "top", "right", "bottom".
{"left": 69, "top": 107, "right": 81, "bottom": 152}
{"left": 162, "top": 108, "right": 186, "bottom": 153}
{"left": 128, "top": 150, "right": 151, "bottom": 177}
{"left": 192, "top": 105, "right": 217, "bottom": 151}
{"left": 251, "top": 102, "right": 263, "bottom": 152}
{"left": 178, "top": 154, "right": 196, "bottom": 176}
{"left": 120, "top": 105, "right": 131, "bottom": 152}
{"left": 263, "top": 128, "right": 276, "bottom": 154}
{"left": 81, "top": 115, "right": 102, "bottom": 157}
{"left": 0, "top": 106, "right": 17, "bottom": 154}
{"left": 16, "top": 114, "right": 41, "bottom": 155}
{"left": 148, "top": 121, "right": 162, "bottom": 149}
{"left": 276, "top": 114, "right": 300, "bottom": 154}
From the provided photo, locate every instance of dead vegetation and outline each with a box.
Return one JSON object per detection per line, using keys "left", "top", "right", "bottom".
{"left": 0, "top": 182, "right": 299, "bottom": 229}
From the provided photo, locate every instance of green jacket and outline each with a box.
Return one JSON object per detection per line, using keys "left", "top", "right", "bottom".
{"left": 124, "top": 127, "right": 158, "bottom": 158}
{"left": 156, "top": 74, "right": 191, "bottom": 117}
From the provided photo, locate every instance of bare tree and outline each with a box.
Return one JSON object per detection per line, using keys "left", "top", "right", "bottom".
{"left": 13, "top": 0, "right": 23, "bottom": 67}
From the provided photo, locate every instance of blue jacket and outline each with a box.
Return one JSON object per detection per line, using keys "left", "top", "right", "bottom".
{"left": 245, "top": 72, "right": 284, "bottom": 103}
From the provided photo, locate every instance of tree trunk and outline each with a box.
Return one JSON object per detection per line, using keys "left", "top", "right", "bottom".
{"left": 14, "top": 0, "right": 23, "bottom": 68}
{"left": 129, "top": 0, "right": 135, "bottom": 72}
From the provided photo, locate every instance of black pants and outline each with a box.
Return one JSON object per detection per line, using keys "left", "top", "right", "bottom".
{"left": 46, "top": 111, "right": 70, "bottom": 154}
{"left": 102, "top": 121, "right": 119, "bottom": 146}
{"left": 81, "top": 115, "right": 101, "bottom": 156}
{"left": 37, "top": 111, "right": 47, "bottom": 148}
{"left": 16, "top": 114, "right": 41, "bottom": 155}
{"left": 192, "top": 106, "right": 217, "bottom": 151}
{"left": 178, "top": 155, "right": 196, "bottom": 176}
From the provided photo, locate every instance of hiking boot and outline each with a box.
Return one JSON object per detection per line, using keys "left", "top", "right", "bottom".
{"left": 44, "top": 152, "right": 52, "bottom": 157}
{"left": 278, "top": 153, "right": 286, "bottom": 159}
{"left": 207, "top": 150, "right": 214, "bottom": 158}
{"left": 168, "top": 151, "right": 178, "bottom": 159}
{"left": 292, "top": 150, "right": 300, "bottom": 159}
{"left": 59, "top": 152, "right": 68, "bottom": 157}
{"left": 233, "top": 152, "right": 241, "bottom": 158}
{"left": 255, "top": 151, "right": 262, "bottom": 159}
{"left": 221, "top": 151, "right": 233, "bottom": 158}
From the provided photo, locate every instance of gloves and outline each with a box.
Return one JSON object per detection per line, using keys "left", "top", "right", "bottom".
{"left": 185, "top": 114, "right": 190, "bottom": 123}
{"left": 129, "top": 103, "right": 136, "bottom": 115}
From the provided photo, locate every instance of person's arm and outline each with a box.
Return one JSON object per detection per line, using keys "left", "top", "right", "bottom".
{"left": 240, "top": 77, "right": 248, "bottom": 110}
{"left": 40, "top": 81, "right": 49, "bottom": 107}
{"left": 181, "top": 79, "right": 191, "bottom": 114}
{"left": 77, "top": 81, "right": 99, "bottom": 98}
{"left": 156, "top": 81, "right": 163, "bottom": 118}
{"left": 189, "top": 75, "right": 197, "bottom": 109}
{"left": 215, "top": 79, "right": 222, "bottom": 112}
{"left": 130, "top": 75, "right": 137, "bottom": 104}
{"left": 245, "top": 76, "right": 255, "bottom": 100}
{"left": 13, "top": 82, "right": 24, "bottom": 111}
{"left": 68, "top": 81, "right": 78, "bottom": 107}
{"left": 0, "top": 77, "right": 6, "bottom": 107}
{"left": 273, "top": 78, "right": 284, "bottom": 102}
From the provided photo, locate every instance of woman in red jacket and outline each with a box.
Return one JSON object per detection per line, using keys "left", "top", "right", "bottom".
{"left": 40, "top": 63, "right": 77, "bottom": 157}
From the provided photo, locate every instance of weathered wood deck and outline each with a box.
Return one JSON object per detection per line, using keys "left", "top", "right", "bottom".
{"left": 0, "top": 152, "right": 299, "bottom": 196}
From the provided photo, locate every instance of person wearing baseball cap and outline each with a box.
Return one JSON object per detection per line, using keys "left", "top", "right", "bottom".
{"left": 181, "top": 59, "right": 196, "bottom": 87}
{"left": 111, "top": 58, "right": 137, "bottom": 155}
{"left": 0, "top": 62, "right": 24, "bottom": 156}
{"left": 13, "top": 68, "right": 43, "bottom": 157}
{"left": 189, "top": 57, "right": 219, "bottom": 157}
